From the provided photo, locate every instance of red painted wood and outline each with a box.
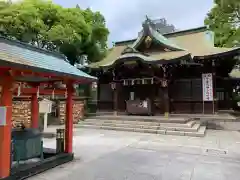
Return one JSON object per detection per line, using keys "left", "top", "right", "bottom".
{"left": 31, "top": 92, "right": 39, "bottom": 128}
{"left": 13, "top": 87, "right": 67, "bottom": 95}
{"left": 0, "top": 77, "right": 13, "bottom": 178}
{"left": 65, "top": 82, "right": 74, "bottom": 153}
{"left": 0, "top": 67, "right": 93, "bottom": 84}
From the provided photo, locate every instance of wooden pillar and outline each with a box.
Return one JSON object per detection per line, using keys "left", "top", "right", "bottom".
{"left": 212, "top": 60, "right": 216, "bottom": 113}
{"left": 31, "top": 93, "right": 39, "bottom": 128}
{"left": 65, "top": 82, "right": 74, "bottom": 153}
{"left": 163, "top": 82, "right": 169, "bottom": 117}
{"left": 111, "top": 82, "right": 118, "bottom": 116}
{"left": 162, "top": 65, "right": 169, "bottom": 117}
{"left": 0, "top": 77, "right": 13, "bottom": 178}
{"left": 113, "top": 89, "right": 118, "bottom": 116}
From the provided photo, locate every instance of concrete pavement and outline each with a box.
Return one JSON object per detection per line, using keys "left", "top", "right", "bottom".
{"left": 29, "top": 129, "right": 240, "bottom": 180}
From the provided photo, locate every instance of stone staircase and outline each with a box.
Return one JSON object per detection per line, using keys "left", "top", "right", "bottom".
{"left": 76, "top": 115, "right": 206, "bottom": 137}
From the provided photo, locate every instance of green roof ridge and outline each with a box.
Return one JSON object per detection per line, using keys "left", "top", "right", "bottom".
{"left": 130, "top": 17, "right": 185, "bottom": 51}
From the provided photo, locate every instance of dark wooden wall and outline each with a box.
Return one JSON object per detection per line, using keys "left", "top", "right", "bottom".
{"left": 169, "top": 78, "right": 218, "bottom": 113}
{"left": 97, "top": 83, "right": 114, "bottom": 111}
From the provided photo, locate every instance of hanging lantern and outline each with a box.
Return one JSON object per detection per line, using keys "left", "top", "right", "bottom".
{"left": 151, "top": 78, "right": 154, "bottom": 84}
{"left": 131, "top": 79, "right": 134, "bottom": 85}
{"left": 52, "top": 88, "right": 55, "bottom": 99}
{"left": 110, "top": 82, "right": 116, "bottom": 90}
{"left": 37, "top": 86, "right": 39, "bottom": 98}
{"left": 65, "top": 89, "right": 68, "bottom": 98}
{"left": 92, "top": 82, "right": 98, "bottom": 89}
{"left": 162, "top": 80, "right": 168, "bottom": 87}
{"left": 17, "top": 83, "right": 21, "bottom": 96}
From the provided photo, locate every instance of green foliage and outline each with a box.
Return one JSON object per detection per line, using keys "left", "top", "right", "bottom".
{"left": 0, "top": 0, "right": 109, "bottom": 65}
{"left": 205, "top": 0, "right": 240, "bottom": 47}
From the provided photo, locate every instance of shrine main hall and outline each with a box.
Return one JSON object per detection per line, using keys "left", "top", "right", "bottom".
{"left": 88, "top": 17, "right": 240, "bottom": 115}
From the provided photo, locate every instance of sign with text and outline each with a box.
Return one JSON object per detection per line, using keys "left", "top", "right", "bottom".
{"left": 39, "top": 99, "right": 53, "bottom": 114}
{"left": 202, "top": 73, "right": 213, "bottom": 101}
{"left": 0, "top": 107, "right": 7, "bottom": 126}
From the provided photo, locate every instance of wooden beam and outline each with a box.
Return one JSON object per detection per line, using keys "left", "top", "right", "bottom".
{"left": 31, "top": 86, "right": 39, "bottom": 128}
{"left": 13, "top": 88, "right": 68, "bottom": 95}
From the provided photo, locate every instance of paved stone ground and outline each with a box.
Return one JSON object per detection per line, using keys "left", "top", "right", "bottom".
{"left": 29, "top": 129, "right": 240, "bottom": 180}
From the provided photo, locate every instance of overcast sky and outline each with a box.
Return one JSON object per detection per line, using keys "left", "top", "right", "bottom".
{"left": 53, "top": 0, "right": 214, "bottom": 45}
{"left": 12, "top": 0, "right": 214, "bottom": 45}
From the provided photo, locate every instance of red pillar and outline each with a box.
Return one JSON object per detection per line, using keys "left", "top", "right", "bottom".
{"left": 0, "top": 77, "right": 13, "bottom": 178}
{"left": 65, "top": 82, "right": 74, "bottom": 153}
{"left": 31, "top": 93, "right": 39, "bottom": 128}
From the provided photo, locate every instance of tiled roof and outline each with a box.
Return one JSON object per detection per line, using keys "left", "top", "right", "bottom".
{"left": 89, "top": 18, "right": 239, "bottom": 69}
{"left": 0, "top": 37, "right": 97, "bottom": 81}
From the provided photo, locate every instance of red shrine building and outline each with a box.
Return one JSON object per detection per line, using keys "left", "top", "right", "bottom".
{"left": 88, "top": 17, "right": 240, "bottom": 115}
{"left": 0, "top": 36, "right": 96, "bottom": 179}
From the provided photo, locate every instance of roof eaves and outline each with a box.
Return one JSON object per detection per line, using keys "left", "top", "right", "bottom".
{"left": 193, "top": 47, "right": 240, "bottom": 60}
{"left": 0, "top": 36, "right": 67, "bottom": 61}
{"left": 0, "top": 58, "right": 97, "bottom": 82}
{"left": 164, "top": 26, "right": 207, "bottom": 38}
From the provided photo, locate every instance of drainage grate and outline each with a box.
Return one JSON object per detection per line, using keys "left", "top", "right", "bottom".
{"left": 205, "top": 148, "right": 227, "bottom": 155}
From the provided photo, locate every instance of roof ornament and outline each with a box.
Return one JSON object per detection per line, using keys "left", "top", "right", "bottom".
{"left": 145, "top": 36, "right": 152, "bottom": 48}
{"left": 144, "top": 15, "right": 155, "bottom": 28}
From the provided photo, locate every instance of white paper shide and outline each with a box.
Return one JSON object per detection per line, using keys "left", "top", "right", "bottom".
{"left": 202, "top": 73, "right": 213, "bottom": 101}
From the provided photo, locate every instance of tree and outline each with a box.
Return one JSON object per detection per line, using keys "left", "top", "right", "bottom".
{"left": 205, "top": 0, "right": 240, "bottom": 47}
{"left": 0, "top": 0, "right": 109, "bottom": 65}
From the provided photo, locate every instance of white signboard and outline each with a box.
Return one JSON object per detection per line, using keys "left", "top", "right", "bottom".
{"left": 0, "top": 107, "right": 7, "bottom": 126}
{"left": 39, "top": 99, "right": 53, "bottom": 114}
{"left": 202, "top": 73, "right": 213, "bottom": 101}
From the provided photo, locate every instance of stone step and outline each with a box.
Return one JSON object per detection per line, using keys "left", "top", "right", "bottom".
{"left": 184, "top": 126, "right": 206, "bottom": 137}
{"left": 159, "top": 123, "right": 200, "bottom": 132}
{"left": 79, "top": 121, "right": 199, "bottom": 132}
{"left": 83, "top": 119, "right": 160, "bottom": 126}
{"left": 77, "top": 124, "right": 206, "bottom": 137}
{"left": 82, "top": 119, "right": 196, "bottom": 127}
{"left": 158, "top": 120, "right": 196, "bottom": 128}
{"left": 79, "top": 121, "right": 157, "bottom": 128}
{"left": 85, "top": 116, "right": 189, "bottom": 124}
{"left": 87, "top": 115, "right": 189, "bottom": 123}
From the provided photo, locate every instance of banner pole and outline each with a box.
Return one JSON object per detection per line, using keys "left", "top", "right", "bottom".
{"left": 202, "top": 101, "right": 205, "bottom": 114}
{"left": 202, "top": 73, "right": 204, "bottom": 114}
{"left": 212, "top": 75, "right": 215, "bottom": 114}
{"left": 212, "top": 99, "right": 214, "bottom": 114}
